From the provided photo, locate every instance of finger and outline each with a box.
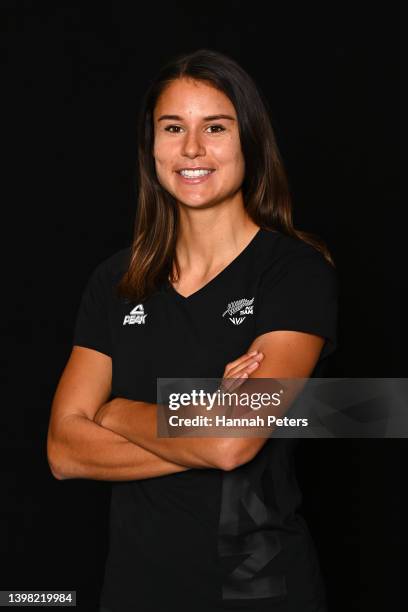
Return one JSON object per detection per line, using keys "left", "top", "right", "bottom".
{"left": 225, "top": 353, "right": 263, "bottom": 378}
{"left": 224, "top": 373, "right": 249, "bottom": 393}
{"left": 219, "top": 372, "right": 248, "bottom": 394}
{"left": 224, "top": 350, "right": 259, "bottom": 375}
{"left": 221, "top": 356, "right": 263, "bottom": 393}
{"left": 221, "top": 357, "right": 262, "bottom": 392}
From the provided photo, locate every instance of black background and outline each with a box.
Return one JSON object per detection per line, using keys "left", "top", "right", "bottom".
{"left": 2, "top": 2, "right": 405, "bottom": 611}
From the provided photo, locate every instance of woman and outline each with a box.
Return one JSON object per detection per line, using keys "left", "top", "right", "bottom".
{"left": 47, "top": 49, "right": 338, "bottom": 612}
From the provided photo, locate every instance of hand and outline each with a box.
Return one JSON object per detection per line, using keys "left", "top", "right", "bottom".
{"left": 217, "top": 350, "right": 264, "bottom": 420}
{"left": 168, "top": 350, "right": 264, "bottom": 434}
{"left": 220, "top": 349, "right": 264, "bottom": 393}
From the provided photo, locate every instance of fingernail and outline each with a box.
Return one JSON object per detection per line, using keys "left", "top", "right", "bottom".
{"left": 248, "top": 361, "right": 259, "bottom": 369}
{"left": 249, "top": 350, "right": 258, "bottom": 356}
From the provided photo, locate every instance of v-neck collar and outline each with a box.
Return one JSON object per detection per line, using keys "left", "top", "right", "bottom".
{"left": 166, "top": 227, "right": 264, "bottom": 302}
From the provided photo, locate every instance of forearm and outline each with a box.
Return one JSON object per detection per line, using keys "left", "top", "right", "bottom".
{"left": 48, "top": 414, "right": 191, "bottom": 481}
{"left": 96, "top": 399, "right": 232, "bottom": 470}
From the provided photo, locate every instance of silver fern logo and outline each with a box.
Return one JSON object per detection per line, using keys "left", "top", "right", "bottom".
{"left": 222, "top": 297, "right": 254, "bottom": 325}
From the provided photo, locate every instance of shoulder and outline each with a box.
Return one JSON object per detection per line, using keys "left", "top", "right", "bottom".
{"left": 90, "top": 246, "right": 132, "bottom": 284}
{"left": 260, "top": 228, "right": 334, "bottom": 267}
{"left": 257, "top": 229, "right": 337, "bottom": 291}
{"left": 253, "top": 231, "right": 339, "bottom": 362}
{"left": 78, "top": 246, "right": 131, "bottom": 306}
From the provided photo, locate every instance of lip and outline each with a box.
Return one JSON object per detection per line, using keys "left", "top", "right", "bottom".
{"left": 175, "top": 169, "right": 216, "bottom": 185}
{"left": 175, "top": 167, "right": 215, "bottom": 171}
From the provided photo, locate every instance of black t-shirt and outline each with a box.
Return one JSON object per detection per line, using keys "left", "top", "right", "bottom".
{"left": 73, "top": 227, "right": 338, "bottom": 612}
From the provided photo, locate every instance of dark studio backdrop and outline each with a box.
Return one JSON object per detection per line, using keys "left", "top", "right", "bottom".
{"left": 2, "top": 2, "right": 405, "bottom": 611}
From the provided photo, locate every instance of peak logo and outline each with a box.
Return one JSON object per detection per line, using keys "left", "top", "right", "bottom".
{"left": 123, "top": 304, "right": 147, "bottom": 325}
{"left": 222, "top": 297, "right": 254, "bottom": 325}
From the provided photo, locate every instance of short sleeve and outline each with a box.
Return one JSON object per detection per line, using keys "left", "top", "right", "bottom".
{"left": 254, "top": 246, "right": 339, "bottom": 361}
{"left": 72, "top": 262, "right": 113, "bottom": 358}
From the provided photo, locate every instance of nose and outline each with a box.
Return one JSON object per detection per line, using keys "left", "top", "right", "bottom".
{"left": 181, "top": 128, "right": 206, "bottom": 158}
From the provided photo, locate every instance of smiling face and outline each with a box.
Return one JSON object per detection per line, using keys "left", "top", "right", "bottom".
{"left": 153, "top": 77, "right": 245, "bottom": 209}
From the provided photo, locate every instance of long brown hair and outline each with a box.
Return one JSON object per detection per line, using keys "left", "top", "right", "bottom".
{"left": 117, "top": 48, "right": 335, "bottom": 303}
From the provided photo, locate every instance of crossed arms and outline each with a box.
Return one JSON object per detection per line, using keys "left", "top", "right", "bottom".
{"left": 47, "top": 330, "right": 324, "bottom": 481}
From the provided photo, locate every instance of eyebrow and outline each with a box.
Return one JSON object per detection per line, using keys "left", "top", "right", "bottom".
{"left": 157, "top": 114, "right": 236, "bottom": 122}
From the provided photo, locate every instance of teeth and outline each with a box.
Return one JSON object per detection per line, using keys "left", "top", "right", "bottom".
{"left": 179, "top": 169, "right": 213, "bottom": 177}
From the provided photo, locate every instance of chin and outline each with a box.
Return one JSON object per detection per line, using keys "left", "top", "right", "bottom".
{"left": 179, "top": 197, "right": 221, "bottom": 210}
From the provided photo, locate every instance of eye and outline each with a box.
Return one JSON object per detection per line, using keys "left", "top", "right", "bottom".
{"left": 164, "top": 125, "right": 182, "bottom": 133}
{"left": 206, "top": 125, "right": 226, "bottom": 133}
{"left": 164, "top": 124, "right": 226, "bottom": 134}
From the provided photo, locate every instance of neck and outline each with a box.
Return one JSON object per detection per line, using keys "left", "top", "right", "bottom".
{"left": 173, "top": 197, "right": 260, "bottom": 277}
